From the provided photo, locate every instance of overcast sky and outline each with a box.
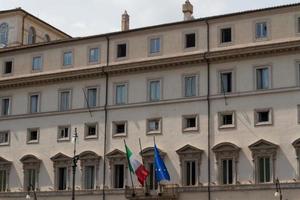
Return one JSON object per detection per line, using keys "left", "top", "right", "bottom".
{"left": 0, "top": 0, "right": 299, "bottom": 37}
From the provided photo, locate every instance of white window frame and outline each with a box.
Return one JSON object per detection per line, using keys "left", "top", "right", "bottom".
{"left": 31, "top": 55, "right": 43, "bottom": 72}
{"left": 254, "top": 65, "right": 272, "bottom": 90}
{"left": 27, "top": 128, "right": 40, "bottom": 144}
{"left": 148, "top": 35, "right": 162, "bottom": 56}
{"left": 253, "top": 19, "right": 271, "bottom": 41}
{"left": 182, "top": 114, "right": 199, "bottom": 133}
{"left": 88, "top": 46, "right": 100, "bottom": 64}
{"left": 147, "top": 78, "right": 163, "bottom": 102}
{"left": 254, "top": 108, "right": 273, "bottom": 126}
{"left": 182, "top": 74, "right": 199, "bottom": 97}
{"left": 28, "top": 92, "right": 41, "bottom": 114}
{"left": 114, "top": 82, "right": 128, "bottom": 105}
{"left": 112, "top": 121, "right": 127, "bottom": 137}
{"left": 84, "top": 86, "right": 100, "bottom": 108}
{"left": 218, "top": 25, "right": 234, "bottom": 46}
{"left": 218, "top": 69, "right": 235, "bottom": 94}
{"left": 257, "top": 156, "right": 273, "bottom": 184}
{"left": 0, "top": 131, "right": 10, "bottom": 146}
{"left": 218, "top": 111, "right": 236, "bottom": 129}
{"left": 58, "top": 89, "right": 72, "bottom": 111}
{"left": 0, "top": 97, "right": 11, "bottom": 116}
{"left": 146, "top": 118, "right": 162, "bottom": 135}
{"left": 62, "top": 50, "right": 74, "bottom": 67}
{"left": 57, "top": 125, "right": 71, "bottom": 142}
{"left": 84, "top": 122, "right": 98, "bottom": 139}
{"left": 182, "top": 30, "right": 198, "bottom": 51}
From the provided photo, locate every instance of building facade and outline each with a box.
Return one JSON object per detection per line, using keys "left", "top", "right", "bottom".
{"left": 0, "top": 1, "right": 300, "bottom": 200}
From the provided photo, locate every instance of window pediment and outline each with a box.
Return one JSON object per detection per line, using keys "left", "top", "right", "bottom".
{"left": 140, "top": 147, "right": 166, "bottom": 158}
{"left": 79, "top": 151, "right": 101, "bottom": 161}
{"left": 50, "top": 153, "right": 72, "bottom": 162}
{"left": 176, "top": 144, "right": 203, "bottom": 157}
{"left": 20, "top": 154, "right": 41, "bottom": 164}
{"left": 249, "top": 139, "right": 278, "bottom": 159}
{"left": 292, "top": 138, "right": 300, "bottom": 149}
{"left": 212, "top": 142, "right": 240, "bottom": 161}
{"left": 106, "top": 149, "right": 126, "bottom": 160}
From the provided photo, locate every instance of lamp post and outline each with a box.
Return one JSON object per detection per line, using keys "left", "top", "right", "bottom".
{"left": 71, "top": 128, "right": 79, "bottom": 200}
{"left": 25, "top": 185, "right": 37, "bottom": 200}
{"left": 274, "top": 178, "right": 282, "bottom": 200}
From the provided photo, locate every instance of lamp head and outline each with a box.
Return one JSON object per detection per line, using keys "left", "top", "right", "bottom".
{"left": 26, "top": 194, "right": 31, "bottom": 199}
{"left": 274, "top": 191, "right": 280, "bottom": 197}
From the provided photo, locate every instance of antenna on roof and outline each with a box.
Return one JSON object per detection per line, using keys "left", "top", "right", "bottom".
{"left": 82, "top": 88, "right": 93, "bottom": 118}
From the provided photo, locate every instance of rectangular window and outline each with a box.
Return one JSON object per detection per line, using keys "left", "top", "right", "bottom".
{"left": 147, "top": 162, "right": 158, "bottom": 190}
{"left": 149, "top": 37, "right": 161, "bottom": 54}
{"left": 86, "top": 88, "right": 97, "bottom": 107}
{"left": 222, "top": 159, "right": 233, "bottom": 184}
{"left": 113, "top": 121, "right": 127, "bottom": 137}
{"left": 184, "top": 76, "right": 197, "bottom": 97}
{"left": 59, "top": 90, "right": 71, "bottom": 111}
{"left": 89, "top": 48, "right": 100, "bottom": 63}
{"left": 256, "top": 22, "right": 268, "bottom": 39}
{"left": 255, "top": 108, "right": 272, "bottom": 126}
{"left": 58, "top": 126, "right": 70, "bottom": 141}
{"left": 115, "top": 84, "right": 127, "bottom": 105}
{"left": 27, "top": 169, "right": 36, "bottom": 189}
{"left": 219, "top": 111, "right": 235, "bottom": 129}
{"left": 220, "top": 72, "right": 232, "bottom": 93}
{"left": 29, "top": 94, "right": 39, "bottom": 113}
{"left": 258, "top": 157, "right": 271, "bottom": 183}
{"left": 185, "top": 160, "right": 196, "bottom": 186}
{"left": 147, "top": 118, "right": 161, "bottom": 134}
{"left": 63, "top": 51, "right": 73, "bottom": 66}
{"left": 0, "top": 170, "right": 7, "bottom": 191}
{"left": 1, "top": 98, "right": 10, "bottom": 116}
{"left": 256, "top": 67, "right": 269, "bottom": 90}
{"left": 85, "top": 166, "right": 95, "bottom": 189}
{"left": 183, "top": 115, "right": 198, "bottom": 132}
{"left": 0, "top": 131, "right": 9, "bottom": 145}
{"left": 58, "top": 167, "right": 67, "bottom": 190}
{"left": 32, "top": 56, "right": 42, "bottom": 71}
{"left": 297, "top": 17, "right": 300, "bottom": 33}
{"left": 114, "top": 164, "right": 124, "bottom": 188}
{"left": 27, "top": 128, "right": 39, "bottom": 144}
{"left": 185, "top": 33, "right": 196, "bottom": 48}
{"left": 221, "top": 28, "right": 232, "bottom": 43}
{"left": 85, "top": 123, "right": 98, "bottom": 139}
{"left": 149, "top": 80, "right": 161, "bottom": 101}
{"left": 117, "top": 43, "right": 127, "bottom": 58}
{"left": 3, "top": 61, "right": 12, "bottom": 75}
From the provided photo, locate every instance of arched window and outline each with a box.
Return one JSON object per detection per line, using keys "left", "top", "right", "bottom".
{"left": 28, "top": 27, "right": 36, "bottom": 44}
{"left": 44, "top": 34, "right": 50, "bottom": 42}
{"left": 0, "top": 23, "right": 9, "bottom": 46}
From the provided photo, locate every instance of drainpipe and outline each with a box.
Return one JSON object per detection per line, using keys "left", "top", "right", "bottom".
{"left": 102, "top": 36, "right": 110, "bottom": 200}
{"left": 204, "top": 19, "right": 211, "bottom": 200}
{"left": 21, "top": 13, "right": 28, "bottom": 45}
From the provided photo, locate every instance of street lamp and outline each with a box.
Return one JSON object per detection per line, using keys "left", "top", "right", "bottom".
{"left": 274, "top": 178, "right": 282, "bottom": 200}
{"left": 71, "top": 128, "right": 79, "bottom": 200}
{"left": 25, "top": 185, "right": 37, "bottom": 200}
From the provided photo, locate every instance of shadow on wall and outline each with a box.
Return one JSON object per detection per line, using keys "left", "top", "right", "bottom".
{"left": 39, "top": 162, "right": 53, "bottom": 191}
{"left": 9, "top": 164, "right": 22, "bottom": 191}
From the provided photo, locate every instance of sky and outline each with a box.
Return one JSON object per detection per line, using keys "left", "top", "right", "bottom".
{"left": 0, "top": 0, "right": 299, "bottom": 37}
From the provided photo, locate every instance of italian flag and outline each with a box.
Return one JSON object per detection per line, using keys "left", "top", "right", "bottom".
{"left": 125, "top": 144, "right": 149, "bottom": 186}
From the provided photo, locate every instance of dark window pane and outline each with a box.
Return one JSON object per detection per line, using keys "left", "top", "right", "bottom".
{"left": 116, "top": 124, "right": 125, "bottom": 134}
{"left": 259, "top": 157, "right": 265, "bottom": 183}
{"left": 117, "top": 44, "right": 127, "bottom": 58}
{"left": 228, "top": 160, "right": 233, "bottom": 184}
{"left": 191, "top": 161, "right": 196, "bottom": 185}
{"left": 258, "top": 111, "right": 269, "bottom": 122}
{"left": 185, "top": 33, "right": 196, "bottom": 48}
{"left": 58, "top": 167, "right": 67, "bottom": 190}
{"left": 222, "top": 114, "right": 233, "bottom": 125}
{"left": 265, "top": 157, "right": 271, "bottom": 182}
{"left": 221, "top": 28, "right": 232, "bottom": 43}
{"left": 221, "top": 72, "right": 232, "bottom": 93}
{"left": 186, "top": 161, "right": 191, "bottom": 185}
{"left": 186, "top": 118, "right": 196, "bottom": 128}
{"left": 222, "top": 160, "right": 227, "bottom": 184}
{"left": 4, "top": 61, "right": 12, "bottom": 74}
{"left": 114, "top": 165, "right": 124, "bottom": 188}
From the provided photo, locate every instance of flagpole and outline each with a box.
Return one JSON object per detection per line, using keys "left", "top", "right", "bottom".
{"left": 139, "top": 138, "right": 149, "bottom": 195}
{"left": 123, "top": 140, "right": 136, "bottom": 197}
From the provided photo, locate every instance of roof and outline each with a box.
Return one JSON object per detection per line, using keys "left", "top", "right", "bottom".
{"left": 0, "top": 7, "right": 72, "bottom": 38}
{"left": 1, "top": 2, "right": 300, "bottom": 53}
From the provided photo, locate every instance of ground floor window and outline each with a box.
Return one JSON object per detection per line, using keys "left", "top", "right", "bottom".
{"left": 258, "top": 157, "right": 271, "bottom": 183}
{"left": 84, "top": 166, "right": 95, "bottom": 189}
{"left": 147, "top": 162, "right": 158, "bottom": 190}
{"left": 114, "top": 164, "right": 124, "bottom": 188}
{"left": 185, "top": 160, "right": 196, "bottom": 186}
{"left": 222, "top": 159, "right": 233, "bottom": 184}
{"left": 0, "top": 170, "right": 6, "bottom": 191}
{"left": 58, "top": 167, "right": 67, "bottom": 190}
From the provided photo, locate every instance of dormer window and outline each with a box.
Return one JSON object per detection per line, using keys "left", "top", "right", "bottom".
{"left": 0, "top": 23, "right": 9, "bottom": 46}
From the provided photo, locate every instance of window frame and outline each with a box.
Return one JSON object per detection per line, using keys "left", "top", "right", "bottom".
{"left": 57, "top": 125, "right": 71, "bottom": 142}
{"left": 112, "top": 121, "right": 128, "bottom": 137}
{"left": 183, "top": 30, "right": 198, "bottom": 51}
{"left": 295, "top": 14, "right": 300, "bottom": 35}
{"left": 27, "top": 128, "right": 40, "bottom": 144}
{"left": 58, "top": 89, "right": 72, "bottom": 112}
{"left": 2, "top": 58, "right": 13, "bottom": 76}
{"left": 218, "top": 25, "right": 234, "bottom": 46}
{"left": 84, "top": 122, "right": 98, "bottom": 140}
{"left": 0, "top": 96, "right": 11, "bottom": 116}
{"left": 182, "top": 74, "right": 199, "bottom": 97}
{"left": 62, "top": 49, "right": 74, "bottom": 68}
{"left": 182, "top": 114, "right": 199, "bottom": 133}
{"left": 115, "top": 41, "right": 128, "bottom": 60}
{"left": 218, "top": 111, "right": 236, "bottom": 129}
{"left": 28, "top": 92, "right": 41, "bottom": 114}
{"left": 218, "top": 68, "right": 235, "bottom": 94}
{"left": 254, "top": 65, "right": 272, "bottom": 90}
{"left": 148, "top": 35, "right": 163, "bottom": 56}
{"left": 31, "top": 54, "right": 43, "bottom": 72}
{"left": 253, "top": 19, "right": 271, "bottom": 42}
{"left": 146, "top": 118, "right": 162, "bottom": 135}
{"left": 254, "top": 108, "right": 273, "bottom": 127}
{"left": 147, "top": 78, "right": 163, "bottom": 102}
{"left": 84, "top": 86, "right": 100, "bottom": 108}
{"left": 27, "top": 27, "right": 36, "bottom": 45}
{"left": 87, "top": 46, "right": 101, "bottom": 64}
{"left": 114, "top": 82, "right": 128, "bottom": 105}
{"left": 295, "top": 60, "right": 300, "bottom": 87}
{"left": 0, "top": 131, "right": 10, "bottom": 146}
{"left": 0, "top": 23, "right": 9, "bottom": 46}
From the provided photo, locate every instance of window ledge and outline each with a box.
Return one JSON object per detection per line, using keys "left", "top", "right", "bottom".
{"left": 0, "top": 143, "right": 9, "bottom": 146}
{"left": 255, "top": 122, "right": 272, "bottom": 126}
{"left": 85, "top": 135, "right": 98, "bottom": 140}
{"left": 113, "top": 133, "right": 127, "bottom": 138}
{"left": 27, "top": 140, "right": 39, "bottom": 144}
{"left": 57, "top": 138, "right": 70, "bottom": 142}
{"left": 219, "top": 124, "right": 235, "bottom": 129}
{"left": 146, "top": 131, "right": 162, "bottom": 135}
{"left": 183, "top": 128, "right": 199, "bottom": 133}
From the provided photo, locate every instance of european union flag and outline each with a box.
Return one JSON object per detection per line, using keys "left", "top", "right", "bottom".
{"left": 154, "top": 144, "right": 170, "bottom": 182}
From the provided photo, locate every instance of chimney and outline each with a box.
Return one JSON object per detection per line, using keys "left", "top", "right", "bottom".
{"left": 121, "top": 10, "right": 130, "bottom": 31}
{"left": 182, "top": 0, "right": 194, "bottom": 21}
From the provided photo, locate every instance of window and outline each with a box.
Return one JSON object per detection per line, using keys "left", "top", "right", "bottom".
{"left": 86, "top": 87, "right": 98, "bottom": 107}
{"left": 220, "top": 71, "right": 232, "bottom": 93}
{"left": 147, "top": 162, "right": 158, "bottom": 190}
{"left": 58, "top": 167, "right": 67, "bottom": 190}
{"left": 84, "top": 166, "right": 95, "bottom": 189}
{"left": 184, "top": 75, "right": 197, "bottom": 97}
{"left": 147, "top": 118, "right": 162, "bottom": 134}
{"left": 58, "top": 126, "right": 70, "bottom": 141}
{"left": 115, "top": 83, "right": 127, "bottom": 105}
{"left": 0, "top": 170, "right": 7, "bottom": 191}
{"left": 113, "top": 164, "right": 124, "bottom": 188}
{"left": 20, "top": 155, "right": 41, "bottom": 190}
{"left": 255, "top": 108, "right": 272, "bottom": 126}
{"left": 85, "top": 123, "right": 98, "bottom": 139}
{"left": 258, "top": 157, "right": 271, "bottom": 183}
{"left": 297, "top": 17, "right": 300, "bottom": 33}
{"left": 63, "top": 51, "right": 73, "bottom": 66}
{"left": 27, "top": 169, "right": 37, "bottom": 188}
{"left": 117, "top": 43, "right": 127, "bottom": 58}
{"left": 89, "top": 47, "right": 100, "bottom": 63}
{"left": 220, "top": 28, "right": 232, "bottom": 43}
{"left": 45, "top": 34, "right": 50, "bottom": 42}
{"left": 29, "top": 94, "right": 40, "bottom": 113}
{"left": 59, "top": 90, "right": 71, "bottom": 111}
{"left": 1, "top": 97, "right": 11, "bottom": 116}
{"left": 0, "top": 131, "right": 9, "bottom": 146}
{"left": 185, "top": 33, "right": 196, "bottom": 48}
{"left": 219, "top": 111, "right": 235, "bottom": 129}
{"left": 149, "top": 80, "right": 161, "bottom": 101}
{"left": 255, "top": 22, "right": 268, "bottom": 39}
{"left": 3, "top": 60, "right": 12, "bottom": 75}
{"left": 185, "top": 160, "right": 196, "bottom": 186}
{"left": 28, "top": 27, "right": 36, "bottom": 45}
{"left": 32, "top": 56, "right": 42, "bottom": 71}
{"left": 27, "top": 128, "right": 39, "bottom": 144}
{"left": 149, "top": 37, "right": 161, "bottom": 54}
{"left": 222, "top": 159, "right": 233, "bottom": 184}
{"left": 182, "top": 115, "right": 198, "bottom": 132}
{"left": 113, "top": 121, "right": 127, "bottom": 137}
{"left": 256, "top": 67, "right": 270, "bottom": 90}
{"left": 0, "top": 23, "right": 9, "bottom": 46}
